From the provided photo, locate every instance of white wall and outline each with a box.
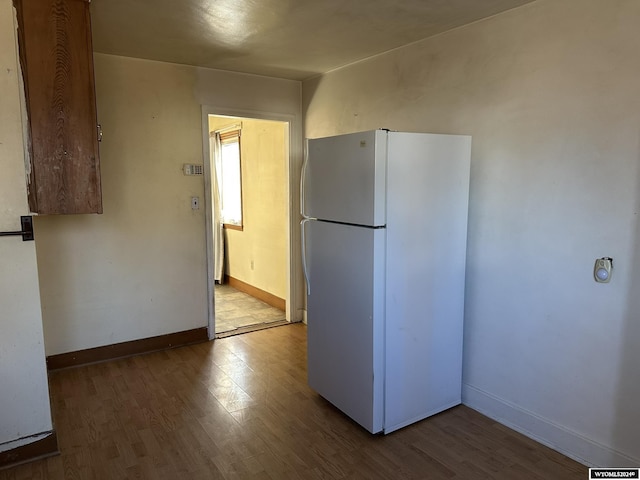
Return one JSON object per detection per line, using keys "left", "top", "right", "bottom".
{"left": 36, "top": 54, "right": 302, "bottom": 355}
{"left": 0, "top": 0, "right": 53, "bottom": 452}
{"left": 303, "top": 0, "right": 640, "bottom": 467}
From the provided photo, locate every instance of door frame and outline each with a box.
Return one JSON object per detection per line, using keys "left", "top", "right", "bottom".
{"left": 201, "top": 105, "right": 302, "bottom": 339}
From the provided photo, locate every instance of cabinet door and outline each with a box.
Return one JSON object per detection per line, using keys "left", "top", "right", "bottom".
{"left": 16, "top": 0, "right": 102, "bottom": 214}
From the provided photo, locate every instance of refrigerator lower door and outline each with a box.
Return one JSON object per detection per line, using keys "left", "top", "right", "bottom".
{"left": 306, "top": 220, "right": 385, "bottom": 434}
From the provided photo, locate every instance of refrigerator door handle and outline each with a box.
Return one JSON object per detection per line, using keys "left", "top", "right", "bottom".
{"left": 301, "top": 218, "right": 312, "bottom": 295}
{"left": 300, "top": 138, "right": 310, "bottom": 219}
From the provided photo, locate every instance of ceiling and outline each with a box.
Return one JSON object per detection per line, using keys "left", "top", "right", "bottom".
{"left": 90, "top": 0, "right": 535, "bottom": 81}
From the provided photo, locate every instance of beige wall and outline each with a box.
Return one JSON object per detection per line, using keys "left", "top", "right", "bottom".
{"left": 36, "top": 54, "right": 302, "bottom": 355}
{"left": 0, "top": 0, "right": 52, "bottom": 451}
{"left": 36, "top": 54, "right": 208, "bottom": 354}
{"left": 303, "top": 0, "right": 640, "bottom": 466}
{"left": 209, "top": 117, "right": 288, "bottom": 299}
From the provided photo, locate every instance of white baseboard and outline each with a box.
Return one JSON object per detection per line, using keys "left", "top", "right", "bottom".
{"left": 462, "top": 383, "right": 639, "bottom": 468}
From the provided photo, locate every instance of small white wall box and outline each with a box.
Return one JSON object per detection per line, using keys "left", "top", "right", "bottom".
{"left": 594, "top": 257, "right": 613, "bottom": 283}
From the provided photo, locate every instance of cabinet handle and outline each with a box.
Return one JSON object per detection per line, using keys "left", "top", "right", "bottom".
{"left": 97, "top": 124, "right": 103, "bottom": 142}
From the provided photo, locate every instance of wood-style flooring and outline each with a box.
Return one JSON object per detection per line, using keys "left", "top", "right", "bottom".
{"left": 0, "top": 324, "right": 587, "bottom": 479}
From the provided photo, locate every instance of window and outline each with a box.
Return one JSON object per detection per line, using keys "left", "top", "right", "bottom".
{"left": 219, "top": 130, "right": 243, "bottom": 229}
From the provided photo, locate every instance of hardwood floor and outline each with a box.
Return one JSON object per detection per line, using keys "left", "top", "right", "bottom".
{"left": 0, "top": 324, "right": 587, "bottom": 479}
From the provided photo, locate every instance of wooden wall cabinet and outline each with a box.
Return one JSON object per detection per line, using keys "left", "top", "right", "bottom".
{"left": 15, "top": 0, "right": 103, "bottom": 214}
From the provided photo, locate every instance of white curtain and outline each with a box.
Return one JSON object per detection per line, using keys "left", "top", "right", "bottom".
{"left": 211, "top": 133, "right": 225, "bottom": 283}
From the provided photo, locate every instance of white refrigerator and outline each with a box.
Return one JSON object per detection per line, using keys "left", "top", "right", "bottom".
{"left": 301, "top": 129, "right": 471, "bottom": 434}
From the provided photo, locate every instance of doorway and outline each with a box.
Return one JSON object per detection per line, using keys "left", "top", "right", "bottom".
{"left": 206, "top": 114, "right": 291, "bottom": 337}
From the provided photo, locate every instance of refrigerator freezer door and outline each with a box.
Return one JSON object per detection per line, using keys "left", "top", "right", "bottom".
{"left": 306, "top": 220, "right": 385, "bottom": 433}
{"left": 306, "top": 130, "right": 387, "bottom": 227}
